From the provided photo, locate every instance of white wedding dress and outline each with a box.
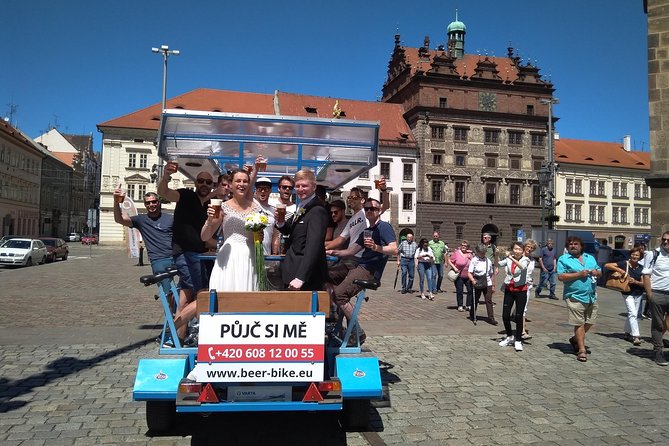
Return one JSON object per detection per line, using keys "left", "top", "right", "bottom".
{"left": 208, "top": 201, "right": 260, "bottom": 292}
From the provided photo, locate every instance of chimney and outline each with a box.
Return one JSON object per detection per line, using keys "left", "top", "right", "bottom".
{"left": 424, "top": 36, "right": 430, "bottom": 50}
{"left": 623, "top": 135, "right": 631, "bottom": 151}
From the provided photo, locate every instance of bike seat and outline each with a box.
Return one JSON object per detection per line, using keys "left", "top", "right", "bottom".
{"left": 140, "top": 267, "right": 179, "bottom": 286}
{"left": 353, "top": 279, "right": 380, "bottom": 290}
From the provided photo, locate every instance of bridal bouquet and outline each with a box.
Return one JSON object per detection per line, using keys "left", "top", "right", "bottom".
{"left": 245, "top": 212, "right": 270, "bottom": 290}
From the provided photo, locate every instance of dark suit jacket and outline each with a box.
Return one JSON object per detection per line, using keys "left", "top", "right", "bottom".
{"left": 278, "top": 198, "right": 328, "bottom": 290}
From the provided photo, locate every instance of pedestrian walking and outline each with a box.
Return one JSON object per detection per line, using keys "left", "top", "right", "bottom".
{"left": 642, "top": 231, "right": 669, "bottom": 366}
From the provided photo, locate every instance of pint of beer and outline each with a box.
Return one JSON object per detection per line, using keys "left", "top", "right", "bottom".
{"left": 374, "top": 175, "right": 383, "bottom": 190}
{"left": 276, "top": 203, "right": 286, "bottom": 220}
{"left": 210, "top": 199, "right": 222, "bottom": 218}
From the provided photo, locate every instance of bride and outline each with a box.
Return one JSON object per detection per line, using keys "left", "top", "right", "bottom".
{"left": 201, "top": 157, "right": 264, "bottom": 291}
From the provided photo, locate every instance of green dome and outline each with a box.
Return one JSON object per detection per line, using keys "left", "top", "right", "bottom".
{"left": 447, "top": 20, "right": 466, "bottom": 33}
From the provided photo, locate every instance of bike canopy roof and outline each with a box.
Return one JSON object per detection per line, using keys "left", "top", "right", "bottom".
{"left": 157, "top": 109, "right": 380, "bottom": 189}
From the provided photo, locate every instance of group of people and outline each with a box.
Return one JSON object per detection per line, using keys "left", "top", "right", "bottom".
{"left": 113, "top": 158, "right": 398, "bottom": 346}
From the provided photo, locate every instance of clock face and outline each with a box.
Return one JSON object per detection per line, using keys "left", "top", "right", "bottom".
{"left": 479, "top": 92, "right": 497, "bottom": 112}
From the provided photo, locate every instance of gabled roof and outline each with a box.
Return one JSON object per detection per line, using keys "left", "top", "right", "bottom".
{"left": 403, "top": 48, "right": 520, "bottom": 82}
{"left": 63, "top": 133, "right": 92, "bottom": 152}
{"left": 554, "top": 138, "right": 650, "bottom": 171}
{"left": 98, "top": 88, "right": 418, "bottom": 149}
{"left": 98, "top": 88, "right": 275, "bottom": 130}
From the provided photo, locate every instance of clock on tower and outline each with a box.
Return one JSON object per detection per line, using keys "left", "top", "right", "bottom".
{"left": 479, "top": 92, "right": 497, "bottom": 112}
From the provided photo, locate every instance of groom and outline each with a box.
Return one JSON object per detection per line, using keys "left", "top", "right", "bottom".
{"left": 275, "top": 169, "right": 329, "bottom": 291}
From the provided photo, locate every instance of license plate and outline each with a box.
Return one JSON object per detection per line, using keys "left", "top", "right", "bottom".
{"left": 228, "top": 385, "right": 292, "bottom": 402}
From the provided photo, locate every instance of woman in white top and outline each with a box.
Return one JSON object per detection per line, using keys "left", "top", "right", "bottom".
{"left": 468, "top": 243, "right": 497, "bottom": 325}
{"left": 414, "top": 238, "right": 436, "bottom": 300}
{"left": 521, "top": 239, "right": 538, "bottom": 340}
{"left": 498, "top": 241, "right": 530, "bottom": 351}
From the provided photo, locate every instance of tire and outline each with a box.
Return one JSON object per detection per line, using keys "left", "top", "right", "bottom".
{"left": 40, "top": 256, "right": 46, "bottom": 265}
{"left": 145, "top": 400, "right": 174, "bottom": 433}
{"left": 341, "top": 399, "right": 370, "bottom": 430}
{"left": 25, "top": 257, "right": 33, "bottom": 267}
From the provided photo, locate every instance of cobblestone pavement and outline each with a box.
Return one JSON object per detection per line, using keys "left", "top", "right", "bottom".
{"left": 0, "top": 245, "right": 667, "bottom": 445}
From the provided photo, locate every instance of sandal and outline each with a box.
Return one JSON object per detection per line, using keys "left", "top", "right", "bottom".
{"left": 577, "top": 351, "right": 587, "bottom": 362}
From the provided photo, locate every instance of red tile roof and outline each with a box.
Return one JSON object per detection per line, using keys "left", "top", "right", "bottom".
{"left": 52, "top": 152, "right": 77, "bottom": 167}
{"left": 554, "top": 138, "right": 650, "bottom": 171}
{"left": 402, "top": 48, "right": 521, "bottom": 82}
{"left": 98, "top": 88, "right": 417, "bottom": 148}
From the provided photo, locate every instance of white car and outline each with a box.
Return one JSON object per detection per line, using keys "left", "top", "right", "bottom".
{"left": 66, "top": 233, "right": 82, "bottom": 242}
{"left": 0, "top": 238, "right": 48, "bottom": 266}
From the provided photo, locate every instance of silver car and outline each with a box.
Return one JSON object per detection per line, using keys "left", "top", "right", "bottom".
{"left": 0, "top": 238, "right": 48, "bottom": 266}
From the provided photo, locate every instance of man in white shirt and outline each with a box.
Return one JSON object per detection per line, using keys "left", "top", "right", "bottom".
{"left": 642, "top": 231, "right": 669, "bottom": 366}
{"left": 254, "top": 177, "right": 278, "bottom": 255}
{"left": 326, "top": 188, "right": 367, "bottom": 284}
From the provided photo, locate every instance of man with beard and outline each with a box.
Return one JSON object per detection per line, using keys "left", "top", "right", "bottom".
{"left": 158, "top": 163, "right": 215, "bottom": 299}
{"left": 557, "top": 236, "right": 601, "bottom": 362}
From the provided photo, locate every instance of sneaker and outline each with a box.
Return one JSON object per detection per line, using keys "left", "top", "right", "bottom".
{"left": 514, "top": 341, "right": 523, "bottom": 351}
{"left": 548, "top": 295, "right": 559, "bottom": 300}
{"left": 183, "top": 333, "right": 198, "bottom": 347}
{"left": 420, "top": 294, "right": 426, "bottom": 300}
{"left": 457, "top": 306, "right": 464, "bottom": 312}
{"left": 429, "top": 293, "right": 435, "bottom": 301}
{"left": 655, "top": 349, "right": 668, "bottom": 366}
{"left": 499, "top": 336, "right": 514, "bottom": 346}
{"left": 521, "top": 332, "right": 533, "bottom": 341}
{"left": 633, "top": 337, "right": 642, "bottom": 346}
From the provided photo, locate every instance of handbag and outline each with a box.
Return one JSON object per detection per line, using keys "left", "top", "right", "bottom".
{"left": 605, "top": 261, "right": 631, "bottom": 293}
{"left": 447, "top": 269, "right": 458, "bottom": 282}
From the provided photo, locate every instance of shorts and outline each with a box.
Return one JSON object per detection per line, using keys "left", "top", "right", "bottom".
{"left": 566, "top": 298, "right": 598, "bottom": 326}
{"left": 150, "top": 257, "right": 177, "bottom": 294}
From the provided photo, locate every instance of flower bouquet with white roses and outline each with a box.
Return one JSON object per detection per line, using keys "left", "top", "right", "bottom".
{"left": 245, "top": 212, "right": 270, "bottom": 290}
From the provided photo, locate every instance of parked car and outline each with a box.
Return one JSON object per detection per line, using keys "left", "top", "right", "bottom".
{"left": 0, "top": 235, "right": 22, "bottom": 247}
{"left": 38, "top": 237, "right": 69, "bottom": 262}
{"left": 81, "top": 234, "right": 98, "bottom": 245}
{"left": 0, "top": 238, "right": 48, "bottom": 266}
{"left": 66, "top": 233, "right": 82, "bottom": 242}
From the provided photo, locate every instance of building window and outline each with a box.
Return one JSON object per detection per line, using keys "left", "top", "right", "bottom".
{"left": 509, "top": 157, "right": 521, "bottom": 170}
{"left": 455, "top": 155, "right": 465, "bottom": 166}
{"left": 566, "top": 178, "right": 573, "bottom": 194}
{"left": 612, "top": 207, "right": 619, "bottom": 223}
{"left": 598, "top": 181, "right": 605, "bottom": 195}
{"left": 634, "top": 183, "right": 641, "bottom": 198}
{"left": 590, "top": 205, "right": 597, "bottom": 222}
{"left": 403, "top": 163, "right": 413, "bottom": 180}
{"left": 613, "top": 182, "right": 619, "bottom": 197}
{"left": 590, "top": 180, "right": 597, "bottom": 196}
{"left": 455, "top": 224, "right": 464, "bottom": 241}
{"left": 574, "top": 204, "right": 582, "bottom": 222}
{"left": 431, "top": 180, "right": 443, "bottom": 201}
{"left": 138, "top": 184, "right": 146, "bottom": 198}
{"left": 431, "top": 126, "right": 445, "bottom": 139}
{"left": 598, "top": 206, "right": 605, "bottom": 223}
{"left": 526, "top": 104, "right": 535, "bottom": 116}
{"left": 620, "top": 182, "right": 628, "bottom": 198}
{"left": 508, "top": 131, "right": 523, "bottom": 146}
{"left": 432, "top": 154, "right": 442, "bottom": 166}
{"left": 575, "top": 179, "right": 582, "bottom": 194}
{"left": 643, "top": 184, "right": 649, "bottom": 198}
{"left": 486, "top": 156, "right": 497, "bottom": 168}
{"left": 139, "top": 154, "right": 148, "bottom": 169}
{"left": 485, "top": 183, "right": 496, "bottom": 204}
{"left": 620, "top": 207, "right": 627, "bottom": 224}
{"left": 128, "top": 153, "right": 137, "bottom": 168}
{"left": 532, "top": 185, "right": 541, "bottom": 206}
{"left": 510, "top": 184, "right": 520, "bottom": 205}
{"left": 635, "top": 208, "right": 641, "bottom": 225}
{"left": 402, "top": 193, "right": 413, "bottom": 210}
{"left": 380, "top": 162, "right": 391, "bottom": 179}
{"left": 533, "top": 159, "right": 543, "bottom": 171}
{"left": 566, "top": 204, "right": 573, "bottom": 221}
{"left": 128, "top": 184, "right": 136, "bottom": 200}
{"left": 531, "top": 134, "right": 545, "bottom": 147}
{"left": 439, "top": 97, "right": 448, "bottom": 108}
{"left": 455, "top": 181, "right": 465, "bottom": 203}
{"left": 454, "top": 128, "right": 468, "bottom": 142}
{"left": 484, "top": 129, "right": 500, "bottom": 144}
{"left": 643, "top": 208, "right": 649, "bottom": 224}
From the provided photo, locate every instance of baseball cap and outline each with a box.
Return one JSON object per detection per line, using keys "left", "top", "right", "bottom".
{"left": 255, "top": 177, "right": 272, "bottom": 187}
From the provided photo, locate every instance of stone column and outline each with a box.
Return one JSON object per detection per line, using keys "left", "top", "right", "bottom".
{"left": 647, "top": 0, "right": 669, "bottom": 245}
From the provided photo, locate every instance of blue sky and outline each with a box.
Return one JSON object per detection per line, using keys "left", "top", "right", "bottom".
{"left": 2, "top": 0, "right": 649, "bottom": 151}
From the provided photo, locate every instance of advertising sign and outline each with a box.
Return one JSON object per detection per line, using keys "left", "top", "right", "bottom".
{"left": 196, "top": 313, "right": 325, "bottom": 383}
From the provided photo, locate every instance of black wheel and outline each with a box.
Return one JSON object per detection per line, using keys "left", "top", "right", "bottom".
{"left": 145, "top": 400, "right": 174, "bottom": 432}
{"left": 341, "top": 399, "right": 370, "bottom": 430}
{"left": 25, "top": 257, "right": 33, "bottom": 267}
{"left": 40, "top": 256, "right": 46, "bottom": 265}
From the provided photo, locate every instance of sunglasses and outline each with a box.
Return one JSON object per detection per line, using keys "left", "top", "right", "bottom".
{"left": 196, "top": 178, "right": 213, "bottom": 185}
{"left": 364, "top": 207, "right": 380, "bottom": 212}
{"left": 144, "top": 200, "right": 159, "bottom": 205}
{"left": 662, "top": 238, "right": 669, "bottom": 242}
{"left": 279, "top": 185, "right": 294, "bottom": 190}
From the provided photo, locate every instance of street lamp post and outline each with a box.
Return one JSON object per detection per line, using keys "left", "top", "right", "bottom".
{"left": 151, "top": 44, "right": 180, "bottom": 111}
{"left": 537, "top": 166, "right": 551, "bottom": 247}
{"left": 539, "top": 97, "right": 559, "bottom": 244}
{"left": 151, "top": 45, "right": 179, "bottom": 176}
